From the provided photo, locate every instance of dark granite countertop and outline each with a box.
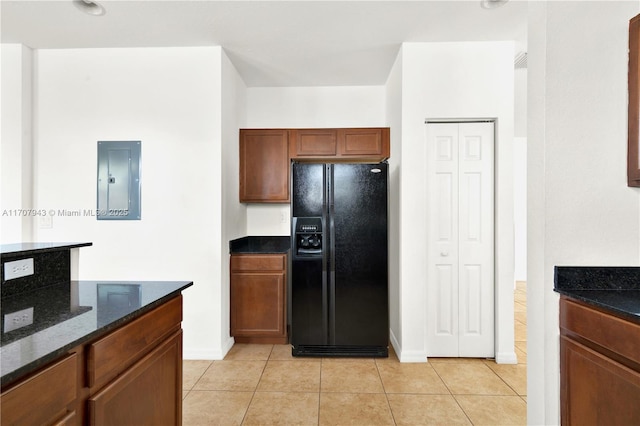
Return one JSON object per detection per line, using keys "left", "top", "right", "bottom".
{"left": 554, "top": 266, "right": 640, "bottom": 324}
{"left": 0, "top": 280, "right": 192, "bottom": 387}
{"left": 1, "top": 242, "right": 92, "bottom": 257}
{"left": 229, "top": 236, "right": 290, "bottom": 254}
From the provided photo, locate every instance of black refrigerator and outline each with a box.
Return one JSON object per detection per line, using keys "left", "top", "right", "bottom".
{"left": 290, "top": 162, "right": 388, "bottom": 357}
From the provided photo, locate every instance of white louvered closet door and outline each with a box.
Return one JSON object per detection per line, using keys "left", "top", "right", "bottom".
{"left": 426, "top": 122, "right": 495, "bottom": 358}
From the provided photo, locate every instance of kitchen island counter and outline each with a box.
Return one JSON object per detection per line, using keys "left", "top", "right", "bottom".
{"left": 0, "top": 279, "right": 192, "bottom": 387}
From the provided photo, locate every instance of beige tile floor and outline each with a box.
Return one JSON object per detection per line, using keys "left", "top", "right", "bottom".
{"left": 183, "top": 281, "right": 527, "bottom": 425}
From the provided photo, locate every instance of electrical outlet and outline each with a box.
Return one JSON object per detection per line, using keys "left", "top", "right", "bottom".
{"left": 4, "top": 258, "right": 35, "bottom": 280}
{"left": 4, "top": 307, "right": 34, "bottom": 333}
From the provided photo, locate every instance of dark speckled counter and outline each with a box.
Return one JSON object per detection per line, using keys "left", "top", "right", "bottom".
{"left": 0, "top": 280, "right": 192, "bottom": 387}
{"left": 230, "top": 236, "right": 290, "bottom": 254}
{"left": 1, "top": 242, "right": 92, "bottom": 256}
{"left": 1, "top": 242, "right": 93, "bottom": 298}
{"left": 554, "top": 266, "right": 640, "bottom": 324}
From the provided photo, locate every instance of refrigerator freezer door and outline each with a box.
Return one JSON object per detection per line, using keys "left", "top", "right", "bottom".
{"left": 291, "top": 163, "right": 325, "bottom": 218}
{"left": 291, "top": 163, "right": 327, "bottom": 346}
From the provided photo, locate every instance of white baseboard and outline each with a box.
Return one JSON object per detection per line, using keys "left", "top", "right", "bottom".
{"left": 183, "top": 348, "right": 218, "bottom": 360}
{"left": 183, "top": 336, "right": 236, "bottom": 360}
{"left": 389, "top": 328, "right": 401, "bottom": 356}
{"left": 221, "top": 336, "right": 235, "bottom": 358}
{"left": 389, "top": 328, "right": 428, "bottom": 363}
{"left": 495, "top": 351, "right": 518, "bottom": 364}
{"left": 399, "top": 350, "right": 429, "bottom": 363}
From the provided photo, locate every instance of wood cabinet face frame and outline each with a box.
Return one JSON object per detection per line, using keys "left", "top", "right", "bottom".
{"left": 560, "top": 296, "right": 640, "bottom": 424}
{"left": 240, "top": 127, "right": 389, "bottom": 202}
{"left": 230, "top": 254, "right": 287, "bottom": 344}
{"left": 629, "top": 13, "right": 640, "bottom": 186}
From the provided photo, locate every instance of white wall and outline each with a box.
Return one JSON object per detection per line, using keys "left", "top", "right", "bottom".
{"left": 514, "top": 136, "right": 527, "bottom": 282}
{"left": 514, "top": 67, "right": 528, "bottom": 282}
{"left": 220, "top": 49, "right": 248, "bottom": 357}
{"left": 1, "top": 44, "right": 33, "bottom": 243}
{"left": 244, "top": 86, "right": 387, "bottom": 236}
{"left": 528, "top": 2, "right": 640, "bottom": 424}
{"left": 514, "top": 68, "right": 528, "bottom": 139}
{"left": 385, "top": 50, "right": 403, "bottom": 352}
{"left": 32, "top": 47, "right": 226, "bottom": 359}
{"left": 397, "top": 41, "right": 516, "bottom": 363}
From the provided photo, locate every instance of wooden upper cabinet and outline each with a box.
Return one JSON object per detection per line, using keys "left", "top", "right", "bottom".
{"left": 338, "top": 128, "right": 389, "bottom": 159}
{"left": 240, "top": 129, "right": 290, "bottom": 203}
{"left": 290, "top": 128, "right": 390, "bottom": 161}
{"left": 290, "top": 129, "right": 338, "bottom": 157}
{"left": 240, "top": 127, "right": 390, "bottom": 203}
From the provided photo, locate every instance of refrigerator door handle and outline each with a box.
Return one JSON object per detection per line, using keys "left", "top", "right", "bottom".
{"left": 327, "top": 164, "right": 336, "bottom": 345}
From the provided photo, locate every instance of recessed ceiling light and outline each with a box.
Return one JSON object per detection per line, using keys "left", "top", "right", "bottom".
{"left": 73, "top": 0, "right": 106, "bottom": 16}
{"left": 481, "top": 0, "right": 509, "bottom": 9}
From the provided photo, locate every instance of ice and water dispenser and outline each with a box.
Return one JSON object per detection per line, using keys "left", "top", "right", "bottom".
{"left": 293, "top": 217, "right": 322, "bottom": 256}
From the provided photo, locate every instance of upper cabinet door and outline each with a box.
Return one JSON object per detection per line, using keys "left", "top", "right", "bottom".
{"left": 290, "top": 128, "right": 390, "bottom": 161}
{"left": 240, "top": 129, "right": 290, "bottom": 203}
{"left": 290, "top": 129, "right": 338, "bottom": 158}
{"left": 338, "top": 128, "right": 390, "bottom": 159}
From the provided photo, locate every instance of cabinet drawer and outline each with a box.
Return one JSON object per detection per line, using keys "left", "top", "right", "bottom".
{"left": 560, "top": 297, "right": 640, "bottom": 366}
{"left": 231, "top": 254, "right": 285, "bottom": 272}
{"left": 1, "top": 353, "right": 77, "bottom": 426}
{"left": 88, "top": 295, "right": 182, "bottom": 389}
{"left": 88, "top": 331, "right": 182, "bottom": 426}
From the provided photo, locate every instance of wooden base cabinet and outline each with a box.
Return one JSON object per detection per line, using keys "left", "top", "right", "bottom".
{"left": 89, "top": 331, "right": 182, "bottom": 426}
{"left": 230, "top": 254, "right": 287, "bottom": 344}
{"left": 1, "top": 295, "right": 184, "bottom": 426}
{"left": 1, "top": 353, "right": 78, "bottom": 426}
{"left": 560, "top": 297, "right": 640, "bottom": 425}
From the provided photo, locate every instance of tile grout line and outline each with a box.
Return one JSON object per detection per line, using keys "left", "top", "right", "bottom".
{"left": 318, "top": 358, "right": 323, "bottom": 426}
{"left": 429, "top": 361, "right": 475, "bottom": 425}
{"left": 482, "top": 360, "right": 525, "bottom": 398}
{"left": 375, "top": 358, "right": 398, "bottom": 426}
{"left": 239, "top": 350, "right": 271, "bottom": 425}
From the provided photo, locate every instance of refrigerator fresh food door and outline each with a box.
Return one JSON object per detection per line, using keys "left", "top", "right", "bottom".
{"left": 330, "top": 163, "right": 388, "bottom": 349}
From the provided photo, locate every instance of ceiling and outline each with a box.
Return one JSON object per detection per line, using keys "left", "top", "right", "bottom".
{"left": 1, "top": 0, "right": 528, "bottom": 87}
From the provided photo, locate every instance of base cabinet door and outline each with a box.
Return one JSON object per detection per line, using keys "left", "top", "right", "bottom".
{"left": 561, "top": 335, "right": 640, "bottom": 425}
{"left": 230, "top": 254, "right": 287, "bottom": 344}
{"left": 88, "top": 331, "right": 182, "bottom": 426}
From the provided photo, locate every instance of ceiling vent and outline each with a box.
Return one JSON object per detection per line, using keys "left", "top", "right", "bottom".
{"left": 514, "top": 52, "right": 527, "bottom": 69}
